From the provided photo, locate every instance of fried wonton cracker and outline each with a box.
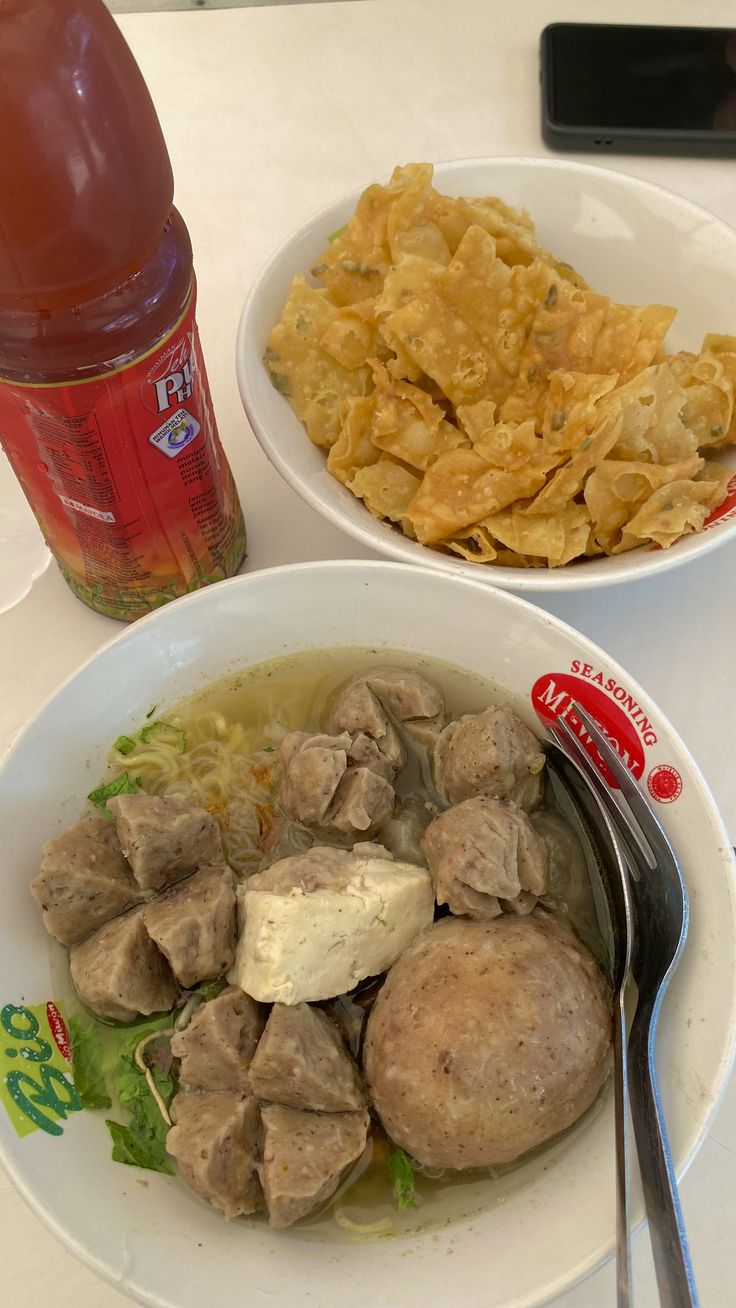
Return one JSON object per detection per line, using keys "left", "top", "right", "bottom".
{"left": 501, "top": 282, "right": 610, "bottom": 426}
{"left": 584, "top": 455, "right": 704, "bottom": 540}
{"left": 541, "top": 372, "right": 619, "bottom": 449}
{"left": 605, "top": 365, "right": 698, "bottom": 464}
{"left": 311, "top": 163, "right": 433, "bottom": 307}
{"left": 442, "top": 524, "right": 498, "bottom": 563}
{"left": 668, "top": 349, "right": 735, "bottom": 449}
{"left": 374, "top": 255, "right": 445, "bottom": 317}
{"left": 369, "top": 361, "right": 468, "bottom": 471}
{"left": 326, "top": 396, "right": 379, "bottom": 486}
{"left": 348, "top": 457, "right": 422, "bottom": 524}
{"left": 386, "top": 227, "right": 554, "bottom": 407}
{"left": 320, "top": 306, "right": 383, "bottom": 370}
{"left": 405, "top": 448, "right": 546, "bottom": 543}
{"left": 527, "top": 408, "right": 623, "bottom": 514}
{"left": 624, "top": 479, "right": 723, "bottom": 548}
{"left": 265, "top": 277, "right": 372, "bottom": 448}
{"left": 483, "top": 501, "right": 592, "bottom": 567}
{"left": 590, "top": 302, "right": 676, "bottom": 381}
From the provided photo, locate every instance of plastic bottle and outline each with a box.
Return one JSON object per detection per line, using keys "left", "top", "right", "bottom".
{"left": 0, "top": 0, "right": 246, "bottom": 620}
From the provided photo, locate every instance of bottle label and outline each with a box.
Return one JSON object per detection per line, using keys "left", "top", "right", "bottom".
{"left": 0, "top": 290, "right": 245, "bottom": 620}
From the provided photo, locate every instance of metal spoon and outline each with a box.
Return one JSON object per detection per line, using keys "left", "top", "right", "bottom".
{"left": 554, "top": 703, "right": 699, "bottom": 1308}
{"left": 546, "top": 725, "right": 634, "bottom": 1308}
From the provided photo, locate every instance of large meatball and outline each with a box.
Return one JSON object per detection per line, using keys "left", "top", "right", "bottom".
{"left": 363, "top": 913, "right": 611, "bottom": 1170}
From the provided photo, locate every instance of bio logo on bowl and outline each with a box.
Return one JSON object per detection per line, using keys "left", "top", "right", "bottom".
{"left": 531, "top": 660, "right": 682, "bottom": 802}
{"left": 0, "top": 1001, "right": 81, "bottom": 1138}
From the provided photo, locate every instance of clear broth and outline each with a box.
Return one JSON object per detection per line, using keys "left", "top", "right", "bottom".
{"left": 77, "top": 647, "right": 609, "bottom": 1242}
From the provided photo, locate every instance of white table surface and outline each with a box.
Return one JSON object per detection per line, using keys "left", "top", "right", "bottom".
{"left": 2, "top": 1, "right": 736, "bottom": 1303}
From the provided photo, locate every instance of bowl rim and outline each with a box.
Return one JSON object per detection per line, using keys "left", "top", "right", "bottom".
{"left": 236, "top": 154, "right": 736, "bottom": 593}
{"left": 2, "top": 559, "right": 735, "bottom": 1308}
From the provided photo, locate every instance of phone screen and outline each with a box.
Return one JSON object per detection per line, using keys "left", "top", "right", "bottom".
{"left": 546, "top": 23, "right": 736, "bottom": 135}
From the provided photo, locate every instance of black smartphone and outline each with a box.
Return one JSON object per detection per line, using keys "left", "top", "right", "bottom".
{"left": 541, "top": 22, "right": 736, "bottom": 156}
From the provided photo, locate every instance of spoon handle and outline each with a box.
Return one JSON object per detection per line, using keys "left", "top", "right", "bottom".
{"left": 628, "top": 994, "right": 700, "bottom": 1308}
{"left": 614, "top": 989, "right": 632, "bottom": 1308}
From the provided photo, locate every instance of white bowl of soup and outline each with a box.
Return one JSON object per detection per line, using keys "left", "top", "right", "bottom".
{"left": 237, "top": 158, "right": 736, "bottom": 591}
{"left": 0, "top": 560, "right": 734, "bottom": 1308}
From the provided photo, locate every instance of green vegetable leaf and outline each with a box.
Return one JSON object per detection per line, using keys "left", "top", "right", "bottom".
{"left": 139, "top": 719, "right": 186, "bottom": 753}
{"left": 388, "top": 1147, "right": 417, "bottom": 1210}
{"left": 106, "top": 1118, "right": 173, "bottom": 1174}
{"left": 69, "top": 1017, "right": 111, "bottom": 1111}
{"left": 88, "top": 771, "right": 139, "bottom": 818}
{"left": 114, "top": 735, "right": 137, "bottom": 756}
{"left": 105, "top": 1014, "right": 176, "bottom": 1176}
{"left": 327, "top": 223, "right": 348, "bottom": 244}
{"left": 145, "top": 705, "right": 157, "bottom": 719}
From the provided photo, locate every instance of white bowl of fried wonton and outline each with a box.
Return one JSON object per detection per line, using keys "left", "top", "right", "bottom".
{"left": 0, "top": 561, "right": 735, "bottom": 1308}
{"left": 237, "top": 158, "right": 736, "bottom": 590}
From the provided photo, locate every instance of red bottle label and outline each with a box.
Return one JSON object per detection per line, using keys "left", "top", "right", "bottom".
{"left": 0, "top": 290, "right": 245, "bottom": 620}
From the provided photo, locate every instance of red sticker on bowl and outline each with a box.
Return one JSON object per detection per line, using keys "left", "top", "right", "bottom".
{"left": 531, "top": 671, "right": 646, "bottom": 787}
{"left": 647, "top": 764, "right": 683, "bottom": 804}
{"left": 46, "top": 1001, "right": 71, "bottom": 1062}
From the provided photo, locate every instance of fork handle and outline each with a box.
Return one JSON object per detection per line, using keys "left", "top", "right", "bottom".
{"left": 614, "top": 990, "right": 632, "bottom": 1308}
{"left": 628, "top": 993, "right": 700, "bottom": 1308}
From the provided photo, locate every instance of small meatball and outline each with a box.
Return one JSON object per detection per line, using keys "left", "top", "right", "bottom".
{"left": 167, "top": 1091, "right": 260, "bottom": 1218}
{"left": 421, "top": 797, "right": 549, "bottom": 919}
{"left": 30, "top": 816, "right": 141, "bottom": 945}
{"left": 249, "top": 1003, "right": 365, "bottom": 1111}
{"left": 278, "top": 731, "right": 351, "bottom": 825}
{"left": 433, "top": 706, "right": 545, "bottom": 810}
{"left": 170, "top": 987, "right": 266, "bottom": 1091}
{"left": 364, "top": 913, "right": 611, "bottom": 1169}
{"left": 144, "top": 865, "right": 237, "bottom": 988}
{"left": 70, "top": 906, "right": 177, "bottom": 1022}
{"left": 329, "top": 767, "right": 395, "bottom": 835}
{"left": 260, "top": 1104, "right": 369, "bottom": 1228}
{"left": 108, "top": 793, "right": 223, "bottom": 892}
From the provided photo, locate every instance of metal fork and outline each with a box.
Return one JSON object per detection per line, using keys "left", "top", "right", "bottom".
{"left": 552, "top": 703, "right": 699, "bottom": 1308}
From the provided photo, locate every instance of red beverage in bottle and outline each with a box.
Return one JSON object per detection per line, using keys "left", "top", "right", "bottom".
{"left": 0, "top": 0, "right": 245, "bottom": 620}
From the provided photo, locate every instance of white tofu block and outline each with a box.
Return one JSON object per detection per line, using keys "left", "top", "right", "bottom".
{"left": 230, "top": 852, "right": 434, "bottom": 1004}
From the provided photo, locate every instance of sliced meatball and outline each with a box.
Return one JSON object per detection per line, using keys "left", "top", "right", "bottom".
{"left": 167, "top": 1091, "right": 260, "bottom": 1218}
{"left": 171, "top": 987, "right": 266, "bottom": 1092}
{"left": 329, "top": 767, "right": 395, "bottom": 835}
{"left": 363, "top": 913, "right": 611, "bottom": 1170}
{"left": 249, "top": 1003, "right": 365, "bottom": 1111}
{"left": 143, "top": 865, "right": 237, "bottom": 988}
{"left": 69, "top": 905, "right": 177, "bottom": 1021}
{"left": 347, "top": 732, "right": 396, "bottom": 783}
{"left": 433, "top": 706, "right": 546, "bottom": 810}
{"left": 278, "top": 730, "right": 395, "bottom": 837}
{"left": 30, "top": 816, "right": 141, "bottom": 945}
{"left": 362, "top": 669, "right": 444, "bottom": 721}
{"left": 421, "top": 797, "right": 549, "bottom": 919}
{"left": 278, "top": 731, "right": 351, "bottom": 825}
{"left": 108, "top": 793, "right": 223, "bottom": 892}
{"left": 259, "top": 1104, "right": 369, "bottom": 1228}
{"left": 330, "top": 679, "right": 405, "bottom": 772}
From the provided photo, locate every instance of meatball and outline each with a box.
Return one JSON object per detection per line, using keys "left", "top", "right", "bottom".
{"left": 433, "top": 706, "right": 546, "bottom": 810}
{"left": 421, "top": 796, "right": 549, "bottom": 919}
{"left": 363, "top": 913, "right": 611, "bottom": 1169}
